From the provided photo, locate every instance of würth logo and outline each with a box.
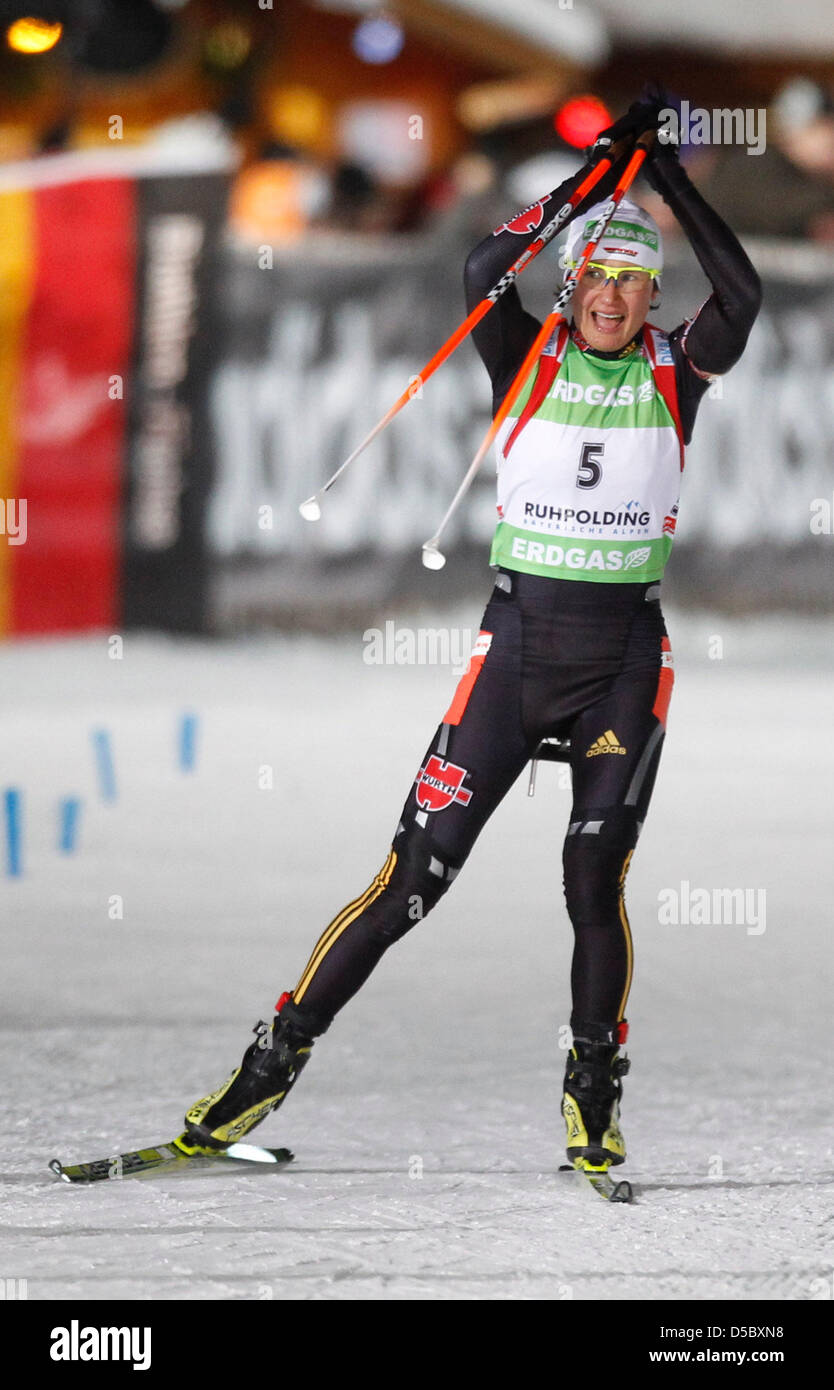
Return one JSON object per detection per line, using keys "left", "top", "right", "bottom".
{"left": 494, "top": 195, "right": 551, "bottom": 236}
{"left": 414, "top": 756, "right": 473, "bottom": 812}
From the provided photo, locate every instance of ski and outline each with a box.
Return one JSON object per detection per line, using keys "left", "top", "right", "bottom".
{"left": 559, "top": 1163, "right": 635, "bottom": 1203}
{"left": 49, "top": 1135, "right": 294, "bottom": 1184}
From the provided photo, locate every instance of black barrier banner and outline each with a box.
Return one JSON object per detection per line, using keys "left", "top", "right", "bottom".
{"left": 122, "top": 173, "right": 230, "bottom": 633}
{"left": 204, "top": 236, "right": 834, "bottom": 625}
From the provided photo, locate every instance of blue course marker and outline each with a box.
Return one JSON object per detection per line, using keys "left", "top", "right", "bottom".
{"left": 58, "top": 797, "right": 82, "bottom": 853}
{"left": 91, "top": 728, "right": 117, "bottom": 802}
{"left": 4, "top": 788, "right": 22, "bottom": 877}
{"left": 178, "top": 712, "right": 198, "bottom": 773}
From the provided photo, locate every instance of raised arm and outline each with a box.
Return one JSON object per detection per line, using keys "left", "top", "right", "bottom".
{"left": 646, "top": 141, "right": 763, "bottom": 377}
{"left": 464, "top": 153, "right": 634, "bottom": 407}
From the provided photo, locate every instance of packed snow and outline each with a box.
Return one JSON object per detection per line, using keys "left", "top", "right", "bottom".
{"left": 2, "top": 607, "right": 832, "bottom": 1301}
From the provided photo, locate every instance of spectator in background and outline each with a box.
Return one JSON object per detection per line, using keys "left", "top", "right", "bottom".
{"left": 229, "top": 139, "right": 330, "bottom": 246}
{"left": 771, "top": 78, "right": 834, "bottom": 242}
{"left": 641, "top": 80, "right": 834, "bottom": 245}
{"left": 320, "top": 161, "right": 390, "bottom": 234}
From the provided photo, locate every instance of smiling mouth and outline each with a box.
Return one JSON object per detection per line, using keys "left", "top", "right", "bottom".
{"left": 592, "top": 312, "right": 625, "bottom": 329}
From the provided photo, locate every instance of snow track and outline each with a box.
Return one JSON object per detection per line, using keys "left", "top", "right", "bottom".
{"left": 2, "top": 614, "right": 832, "bottom": 1301}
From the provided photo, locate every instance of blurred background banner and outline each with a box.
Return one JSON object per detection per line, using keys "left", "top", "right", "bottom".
{"left": 0, "top": 168, "right": 134, "bottom": 635}
{"left": 0, "top": 154, "right": 231, "bottom": 636}
{"left": 122, "top": 168, "right": 230, "bottom": 633}
{"left": 0, "top": 0, "right": 832, "bottom": 633}
{"left": 207, "top": 235, "right": 834, "bottom": 627}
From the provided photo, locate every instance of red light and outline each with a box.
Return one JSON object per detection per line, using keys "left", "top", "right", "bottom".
{"left": 554, "top": 95, "right": 612, "bottom": 149}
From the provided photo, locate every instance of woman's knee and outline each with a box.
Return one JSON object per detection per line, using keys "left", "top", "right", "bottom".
{"left": 562, "top": 806, "right": 640, "bottom": 922}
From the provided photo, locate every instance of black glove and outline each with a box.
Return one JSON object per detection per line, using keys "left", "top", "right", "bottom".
{"left": 638, "top": 83, "right": 690, "bottom": 198}
{"left": 585, "top": 93, "right": 664, "bottom": 162}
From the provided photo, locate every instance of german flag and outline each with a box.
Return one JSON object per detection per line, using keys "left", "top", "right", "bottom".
{"left": 0, "top": 155, "right": 230, "bottom": 638}
{"left": 0, "top": 176, "right": 135, "bottom": 634}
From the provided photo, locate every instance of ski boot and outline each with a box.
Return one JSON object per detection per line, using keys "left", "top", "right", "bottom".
{"left": 180, "top": 992, "right": 324, "bottom": 1153}
{"left": 561, "top": 1021, "right": 630, "bottom": 1171}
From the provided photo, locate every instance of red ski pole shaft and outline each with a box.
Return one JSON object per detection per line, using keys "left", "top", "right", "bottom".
{"left": 423, "top": 132, "right": 635, "bottom": 355}
{"left": 299, "top": 136, "right": 633, "bottom": 521}
{"left": 421, "top": 130, "right": 655, "bottom": 569}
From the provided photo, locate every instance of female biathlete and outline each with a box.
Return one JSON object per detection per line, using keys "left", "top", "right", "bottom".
{"left": 181, "top": 97, "right": 761, "bottom": 1177}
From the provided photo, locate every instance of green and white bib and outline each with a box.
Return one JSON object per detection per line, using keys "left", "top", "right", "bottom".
{"left": 490, "top": 324, "right": 684, "bottom": 583}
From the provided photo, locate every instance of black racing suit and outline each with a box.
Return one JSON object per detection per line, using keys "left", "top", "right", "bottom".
{"left": 286, "top": 154, "right": 762, "bottom": 1043}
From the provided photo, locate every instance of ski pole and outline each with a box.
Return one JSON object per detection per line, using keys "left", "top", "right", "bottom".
{"left": 298, "top": 136, "right": 633, "bottom": 522}
{"left": 421, "top": 130, "right": 655, "bottom": 570}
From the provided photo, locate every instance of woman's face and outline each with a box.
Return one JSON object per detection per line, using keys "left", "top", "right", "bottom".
{"left": 571, "top": 259, "right": 655, "bottom": 352}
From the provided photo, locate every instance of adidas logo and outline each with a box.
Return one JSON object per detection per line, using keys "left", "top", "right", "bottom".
{"left": 586, "top": 729, "right": 627, "bottom": 757}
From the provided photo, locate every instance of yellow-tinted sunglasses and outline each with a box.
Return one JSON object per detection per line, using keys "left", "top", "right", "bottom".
{"left": 578, "top": 262, "right": 661, "bottom": 291}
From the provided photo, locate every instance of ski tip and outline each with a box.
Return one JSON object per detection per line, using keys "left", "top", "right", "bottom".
{"left": 223, "top": 1142, "right": 294, "bottom": 1165}
{"left": 558, "top": 1160, "right": 636, "bottom": 1203}
{"left": 48, "top": 1159, "right": 71, "bottom": 1183}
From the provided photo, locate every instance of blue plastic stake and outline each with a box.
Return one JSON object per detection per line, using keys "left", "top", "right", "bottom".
{"left": 178, "top": 713, "right": 198, "bottom": 773}
{"left": 91, "top": 728, "right": 117, "bottom": 802}
{"left": 4, "top": 788, "right": 22, "bottom": 877}
{"left": 58, "top": 797, "right": 82, "bottom": 853}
